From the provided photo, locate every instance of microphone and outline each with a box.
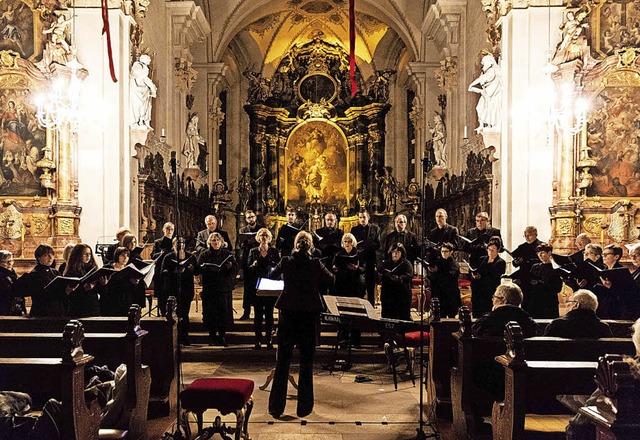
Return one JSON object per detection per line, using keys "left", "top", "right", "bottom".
{"left": 170, "top": 151, "right": 177, "bottom": 174}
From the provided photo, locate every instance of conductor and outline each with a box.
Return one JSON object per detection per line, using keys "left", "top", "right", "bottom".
{"left": 268, "top": 231, "right": 334, "bottom": 419}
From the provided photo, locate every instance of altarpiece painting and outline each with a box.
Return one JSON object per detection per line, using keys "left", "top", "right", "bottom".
{"left": 282, "top": 119, "right": 351, "bottom": 207}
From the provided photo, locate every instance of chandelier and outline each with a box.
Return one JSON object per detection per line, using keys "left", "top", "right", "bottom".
{"left": 35, "top": 57, "right": 83, "bottom": 131}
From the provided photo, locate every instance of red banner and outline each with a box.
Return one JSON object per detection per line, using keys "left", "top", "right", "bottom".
{"left": 102, "top": 0, "right": 118, "bottom": 83}
{"left": 349, "top": 0, "right": 356, "bottom": 97}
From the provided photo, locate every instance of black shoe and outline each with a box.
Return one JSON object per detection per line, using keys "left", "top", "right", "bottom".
{"left": 297, "top": 407, "right": 313, "bottom": 418}
{"left": 254, "top": 342, "right": 261, "bottom": 350}
{"left": 269, "top": 411, "right": 282, "bottom": 419}
{"left": 219, "top": 336, "right": 229, "bottom": 347}
{"left": 266, "top": 342, "right": 274, "bottom": 349}
{"left": 239, "top": 313, "right": 251, "bottom": 320}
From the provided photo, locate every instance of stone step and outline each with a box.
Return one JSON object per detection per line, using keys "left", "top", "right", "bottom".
{"left": 184, "top": 330, "right": 386, "bottom": 347}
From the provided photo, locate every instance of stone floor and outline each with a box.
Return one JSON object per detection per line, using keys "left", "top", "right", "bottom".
{"left": 148, "top": 288, "right": 450, "bottom": 439}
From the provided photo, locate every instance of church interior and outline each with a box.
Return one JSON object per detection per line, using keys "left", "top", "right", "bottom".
{"left": 0, "top": 0, "right": 640, "bottom": 438}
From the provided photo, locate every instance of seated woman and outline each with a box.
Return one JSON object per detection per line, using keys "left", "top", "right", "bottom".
{"left": 15, "top": 244, "right": 63, "bottom": 316}
{"left": 0, "top": 250, "right": 19, "bottom": 315}
{"left": 377, "top": 243, "right": 413, "bottom": 321}
{"left": 161, "top": 238, "right": 197, "bottom": 345}
{"left": 65, "top": 244, "right": 108, "bottom": 317}
{"left": 247, "top": 228, "right": 281, "bottom": 349}
{"left": 101, "top": 246, "right": 138, "bottom": 316}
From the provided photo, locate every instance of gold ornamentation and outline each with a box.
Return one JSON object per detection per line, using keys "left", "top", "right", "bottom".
{"left": 435, "top": 57, "right": 457, "bottom": 93}
{"left": 556, "top": 218, "right": 573, "bottom": 235}
{"left": 583, "top": 215, "right": 604, "bottom": 234}
{"left": 0, "top": 205, "right": 22, "bottom": 239}
{"left": 616, "top": 48, "right": 640, "bottom": 68}
{"left": 58, "top": 217, "right": 74, "bottom": 235}
{"left": 0, "top": 50, "right": 20, "bottom": 69}
{"left": 30, "top": 214, "right": 48, "bottom": 235}
{"left": 174, "top": 58, "right": 198, "bottom": 94}
{"left": 246, "top": 12, "right": 282, "bottom": 36}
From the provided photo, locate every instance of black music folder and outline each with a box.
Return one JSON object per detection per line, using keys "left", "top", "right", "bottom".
{"left": 44, "top": 276, "right": 81, "bottom": 292}
{"left": 80, "top": 267, "right": 116, "bottom": 285}
{"left": 588, "top": 263, "right": 636, "bottom": 287}
{"left": 334, "top": 253, "right": 360, "bottom": 270}
{"left": 200, "top": 255, "right": 233, "bottom": 269}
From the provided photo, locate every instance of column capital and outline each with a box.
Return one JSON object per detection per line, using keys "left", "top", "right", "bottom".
{"left": 166, "top": 1, "right": 211, "bottom": 59}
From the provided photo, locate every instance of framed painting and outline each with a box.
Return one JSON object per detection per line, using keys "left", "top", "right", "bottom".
{"left": 281, "top": 119, "right": 351, "bottom": 207}
{"left": 0, "top": 88, "right": 47, "bottom": 196}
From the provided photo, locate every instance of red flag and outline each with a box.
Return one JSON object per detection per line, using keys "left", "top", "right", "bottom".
{"left": 349, "top": 0, "right": 356, "bottom": 97}
{"left": 102, "top": 0, "right": 118, "bottom": 82}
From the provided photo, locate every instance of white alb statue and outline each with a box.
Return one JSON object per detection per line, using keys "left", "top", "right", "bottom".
{"left": 468, "top": 53, "right": 502, "bottom": 132}
{"left": 430, "top": 113, "right": 447, "bottom": 168}
{"left": 130, "top": 54, "right": 157, "bottom": 128}
{"left": 182, "top": 113, "right": 200, "bottom": 169}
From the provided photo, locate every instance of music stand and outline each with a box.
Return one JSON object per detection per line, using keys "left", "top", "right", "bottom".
{"left": 412, "top": 156, "right": 440, "bottom": 439}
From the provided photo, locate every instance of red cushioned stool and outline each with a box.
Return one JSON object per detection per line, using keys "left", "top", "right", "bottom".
{"left": 180, "top": 378, "right": 254, "bottom": 440}
{"left": 385, "top": 331, "right": 430, "bottom": 390}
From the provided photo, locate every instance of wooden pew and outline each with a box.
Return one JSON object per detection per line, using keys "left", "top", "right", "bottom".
{"left": 0, "top": 297, "right": 178, "bottom": 418}
{"left": 533, "top": 318, "right": 634, "bottom": 338}
{"left": 0, "top": 305, "right": 150, "bottom": 439}
{"left": 451, "top": 308, "right": 635, "bottom": 440}
{"left": 490, "top": 323, "right": 629, "bottom": 440}
{"left": 0, "top": 320, "right": 102, "bottom": 440}
{"left": 577, "top": 354, "right": 640, "bottom": 439}
{"left": 427, "top": 297, "right": 460, "bottom": 420}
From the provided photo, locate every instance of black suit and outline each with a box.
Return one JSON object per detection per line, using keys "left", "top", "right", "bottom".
{"left": 351, "top": 222, "right": 381, "bottom": 304}
{"left": 465, "top": 226, "right": 502, "bottom": 267}
{"left": 472, "top": 305, "right": 537, "bottom": 337}
{"left": 237, "top": 223, "right": 263, "bottom": 316}
{"left": 269, "top": 252, "right": 334, "bottom": 418}
{"left": 427, "top": 224, "right": 459, "bottom": 264}
{"left": 383, "top": 230, "right": 419, "bottom": 262}
{"left": 276, "top": 224, "right": 300, "bottom": 257}
{"left": 151, "top": 236, "right": 173, "bottom": 315}
{"left": 543, "top": 308, "right": 613, "bottom": 338}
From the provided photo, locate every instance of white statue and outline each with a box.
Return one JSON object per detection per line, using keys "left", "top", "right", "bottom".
{"left": 130, "top": 54, "right": 157, "bottom": 128}
{"left": 468, "top": 53, "right": 502, "bottom": 132}
{"left": 43, "top": 14, "right": 72, "bottom": 54}
{"left": 430, "top": 113, "right": 447, "bottom": 168}
{"left": 182, "top": 113, "right": 200, "bottom": 169}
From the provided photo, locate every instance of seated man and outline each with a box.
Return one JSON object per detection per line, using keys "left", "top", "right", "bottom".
{"left": 472, "top": 282, "right": 536, "bottom": 337}
{"left": 543, "top": 289, "right": 613, "bottom": 338}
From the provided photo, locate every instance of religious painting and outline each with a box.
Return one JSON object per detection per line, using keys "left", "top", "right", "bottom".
{"left": 282, "top": 119, "right": 349, "bottom": 207}
{"left": 0, "top": 1, "right": 35, "bottom": 59}
{"left": 586, "top": 87, "right": 640, "bottom": 197}
{"left": 0, "top": 89, "right": 47, "bottom": 196}
{"left": 593, "top": 0, "right": 640, "bottom": 58}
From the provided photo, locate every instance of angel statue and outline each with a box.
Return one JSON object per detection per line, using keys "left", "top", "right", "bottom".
{"left": 237, "top": 166, "right": 265, "bottom": 213}
{"left": 182, "top": 112, "right": 200, "bottom": 169}
{"left": 468, "top": 53, "right": 502, "bottom": 132}
{"left": 429, "top": 113, "right": 447, "bottom": 168}
{"left": 375, "top": 166, "right": 398, "bottom": 214}
{"left": 130, "top": 54, "right": 157, "bottom": 128}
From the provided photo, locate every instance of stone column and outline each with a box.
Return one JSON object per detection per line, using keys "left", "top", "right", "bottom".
{"left": 205, "top": 63, "right": 228, "bottom": 185}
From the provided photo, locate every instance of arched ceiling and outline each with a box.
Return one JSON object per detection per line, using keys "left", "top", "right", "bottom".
{"left": 210, "top": 0, "right": 421, "bottom": 76}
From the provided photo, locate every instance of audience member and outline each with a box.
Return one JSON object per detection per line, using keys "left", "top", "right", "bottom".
{"left": 543, "top": 289, "right": 612, "bottom": 338}
{"left": 472, "top": 282, "right": 536, "bottom": 337}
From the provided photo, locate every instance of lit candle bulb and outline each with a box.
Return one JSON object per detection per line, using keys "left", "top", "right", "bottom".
{"left": 161, "top": 128, "right": 166, "bottom": 137}
{"left": 463, "top": 126, "right": 468, "bottom": 139}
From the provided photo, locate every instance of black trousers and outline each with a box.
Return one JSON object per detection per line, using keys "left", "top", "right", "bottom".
{"left": 268, "top": 310, "right": 318, "bottom": 417}
{"left": 201, "top": 290, "right": 229, "bottom": 337}
{"left": 364, "top": 261, "right": 377, "bottom": 305}
{"left": 254, "top": 296, "right": 276, "bottom": 342}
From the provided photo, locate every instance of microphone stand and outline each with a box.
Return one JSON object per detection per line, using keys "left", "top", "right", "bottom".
{"left": 168, "top": 150, "right": 187, "bottom": 439}
{"left": 413, "top": 156, "right": 439, "bottom": 440}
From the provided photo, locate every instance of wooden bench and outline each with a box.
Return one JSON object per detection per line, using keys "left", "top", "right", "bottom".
{"left": 490, "top": 323, "right": 630, "bottom": 440}
{"left": 0, "top": 305, "right": 150, "bottom": 439}
{"left": 451, "top": 308, "right": 635, "bottom": 440}
{"left": 0, "top": 297, "right": 178, "bottom": 418}
{"left": 577, "top": 354, "right": 640, "bottom": 439}
{"left": 0, "top": 320, "right": 102, "bottom": 439}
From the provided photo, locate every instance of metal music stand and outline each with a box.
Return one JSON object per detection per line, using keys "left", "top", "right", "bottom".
{"left": 411, "top": 156, "right": 440, "bottom": 440}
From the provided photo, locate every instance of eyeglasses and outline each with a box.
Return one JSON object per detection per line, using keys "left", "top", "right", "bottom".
{"left": 565, "top": 300, "right": 578, "bottom": 304}
{"left": 492, "top": 295, "right": 504, "bottom": 300}
{"left": 602, "top": 252, "right": 615, "bottom": 256}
